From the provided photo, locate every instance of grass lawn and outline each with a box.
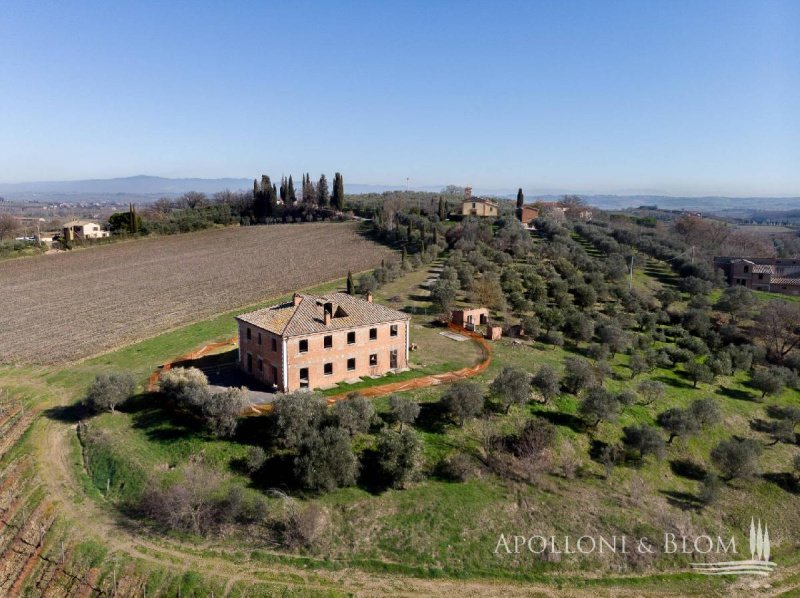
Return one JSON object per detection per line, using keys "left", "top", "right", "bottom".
{"left": 8, "top": 248, "right": 800, "bottom": 593}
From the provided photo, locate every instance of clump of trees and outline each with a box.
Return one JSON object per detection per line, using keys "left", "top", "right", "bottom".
{"left": 159, "top": 367, "right": 247, "bottom": 438}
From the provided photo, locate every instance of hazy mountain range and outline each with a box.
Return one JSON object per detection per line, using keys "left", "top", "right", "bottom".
{"left": 1, "top": 175, "right": 799, "bottom": 213}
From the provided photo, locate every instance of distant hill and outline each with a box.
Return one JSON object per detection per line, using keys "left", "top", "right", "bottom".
{"left": 0, "top": 175, "right": 797, "bottom": 212}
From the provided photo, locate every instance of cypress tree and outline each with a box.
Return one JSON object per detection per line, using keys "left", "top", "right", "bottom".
{"left": 438, "top": 196, "right": 446, "bottom": 220}
{"left": 516, "top": 188, "right": 524, "bottom": 209}
{"left": 317, "top": 174, "right": 330, "bottom": 207}
{"left": 347, "top": 270, "right": 354, "bottom": 295}
{"left": 287, "top": 175, "right": 296, "bottom": 205}
{"left": 331, "top": 172, "right": 345, "bottom": 211}
{"left": 279, "top": 176, "right": 287, "bottom": 204}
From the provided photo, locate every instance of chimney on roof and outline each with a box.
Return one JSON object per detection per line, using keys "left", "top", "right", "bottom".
{"left": 293, "top": 293, "right": 302, "bottom": 307}
{"left": 324, "top": 301, "right": 333, "bottom": 325}
{"left": 366, "top": 291, "right": 373, "bottom": 303}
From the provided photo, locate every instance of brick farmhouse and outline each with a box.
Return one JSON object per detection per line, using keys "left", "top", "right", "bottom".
{"left": 236, "top": 292, "right": 411, "bottom": 392}
{"left": 714, "top": 256, "right": 800, "bottom": 296}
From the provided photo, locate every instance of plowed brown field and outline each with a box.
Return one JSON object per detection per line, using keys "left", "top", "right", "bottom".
{"left": 0, "top": 223, "right": 392, "bottom": 364}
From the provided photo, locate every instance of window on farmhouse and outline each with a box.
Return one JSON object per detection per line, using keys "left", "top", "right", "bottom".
{"left": 246, "top": 328, "right": 251, "bottom": 340}
{"left": 369, "top": 353, "right": 378, "bottom": 366}
{"left": 347, "top": 358, "right": 356, "bottom": 371}
{"left": 390, "top": 324, "right": 398, "bottom": 337}
{"left": 347, "top": 331, "right": 356, "bottom": 344}
{"left": 369, "top": 328, "right": 377, "bottom": 340}
{"left": 324, "top": 362, "right": 333, "bottom": 375}
{"left": 258, "top": 358, "right": 263, "bottom": 372}
{"left": 324, "top": 335, "right": 333, "bottom": 348}
{"left": 299, "top": 339, "right": 308, "bottom": 353}
{"left": 258, "top": 332, "right": 262, "bottom": 345}
{"left": 272, "top": 338, "right": 277, "bottom": 351}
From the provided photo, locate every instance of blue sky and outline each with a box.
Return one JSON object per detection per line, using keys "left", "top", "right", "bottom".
{"left": 1, "top": 0, "right": 798, "bottom": 195}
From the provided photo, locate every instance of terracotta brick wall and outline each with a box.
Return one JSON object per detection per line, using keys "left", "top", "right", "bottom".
{"left": 285, "top": 320, "right": 408, "bottom": 391}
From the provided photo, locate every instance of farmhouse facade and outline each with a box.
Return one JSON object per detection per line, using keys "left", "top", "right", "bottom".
{"left": 461, "top": 197, "right": 499, "bottom": 218}
{"left": 714, "top": 256, "right": 800, "bottom": 296}
{"left": 236, "top": 292, "right": 410, "bottom": 392}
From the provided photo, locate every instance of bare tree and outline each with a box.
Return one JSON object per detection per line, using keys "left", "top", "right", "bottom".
{"left": 0, "top": 214, "right": 20, "bottom": 240}
{"left": 758, "top": 300, "right": 800, "bottom": 362}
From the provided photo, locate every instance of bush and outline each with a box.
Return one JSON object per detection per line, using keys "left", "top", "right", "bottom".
{"left": 512, "top": 417, "right": 556, "bottom": 459}
{"left": 85, "top": 372, "right": 135, "bottom": 413}
{"left": 751, "top": 367, "right": 787, "bottom": 399}
{"left": 441, "top": 380, "right": 484, "bottom": 426}
{"left": 699, "top": 474, "right": 722, "bottom": 505}
{"left": 293, "top": 427, "right": 359, "bottom": 491}
{"left": 200, "top": 387, "right": 247, "bottom": 438}
{"left": 438, "top": 452, "right": 479, "bottom": 482}
{"left": 159, "top": 367, "right": 210, "bottom": 409}
{"left": 139, "top": 463, "right": 251, "bottom": 535}
{"left": 375, "top": 428, "right": 422, "bottom": 488}
{"left": 244, "top": 446, "right": 267, "bottom": 473}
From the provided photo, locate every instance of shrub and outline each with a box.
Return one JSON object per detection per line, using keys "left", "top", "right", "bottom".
{"left": 159, "top": 367, "right": 210, "bottom": 410}
{"left": 85, "top": 372, "right": 135, "bottom": 413}
{"left": 512, "top": 417, "right": 556, "bottom": 459}
{"left": 200, "top": 387, "right": 247, "bottom": 438}
{"left": 438, "top": 452, "right": 479, "bottom": 482}
{"left": 244, "top": 446, "right": 267, "bottom": 474}
{"left": 698, "top": 474, "right": 722, "bottom": 505}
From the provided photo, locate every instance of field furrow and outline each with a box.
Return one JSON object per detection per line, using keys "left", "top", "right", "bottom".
{"left": 0, "top": 222, "right": 392, "bottom": 364}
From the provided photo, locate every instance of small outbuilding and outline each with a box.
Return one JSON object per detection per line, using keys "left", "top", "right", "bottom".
{"left": 451, "top": 307, "right": 489, "bottom": 330}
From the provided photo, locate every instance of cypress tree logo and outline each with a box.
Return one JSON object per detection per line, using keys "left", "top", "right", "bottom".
{"left": 690, "top": 518, "right": 777, "bottom": 576}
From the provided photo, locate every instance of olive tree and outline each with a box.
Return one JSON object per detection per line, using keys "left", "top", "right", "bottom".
{"left": 85, "top": 372, "right": 135, "bottom": 413}
{"left": 710, "top": 438, "right": 762, "bottom": 481}
{"left": 388, "top": 394, "right": 421, "bottom": 432}
{"left": 375, "top": 428, "right": 422, "bottom": 488}
{"left": 489, "top": 366, "right": 530, "bottom": 413}
{"left": 441, "top": 380, "right": 484, "bottom": 426}
{"left": 531, "top": 364, "right": 561, "bottom": 404}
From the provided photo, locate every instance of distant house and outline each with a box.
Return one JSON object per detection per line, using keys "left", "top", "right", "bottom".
{"left": 714, "top": 256, "right": 800, "bottom": 296}
{"left": 237, "top": 291, "right": 411, "bottom": 392}
{"left": 518, "top": 205, "right": 540, "bottom": 228}
{"left": 62, "top": 220, "right": 110, "bottom": 241}
{"left": 461, "top": 198, "right": 499, "bottom": 218}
